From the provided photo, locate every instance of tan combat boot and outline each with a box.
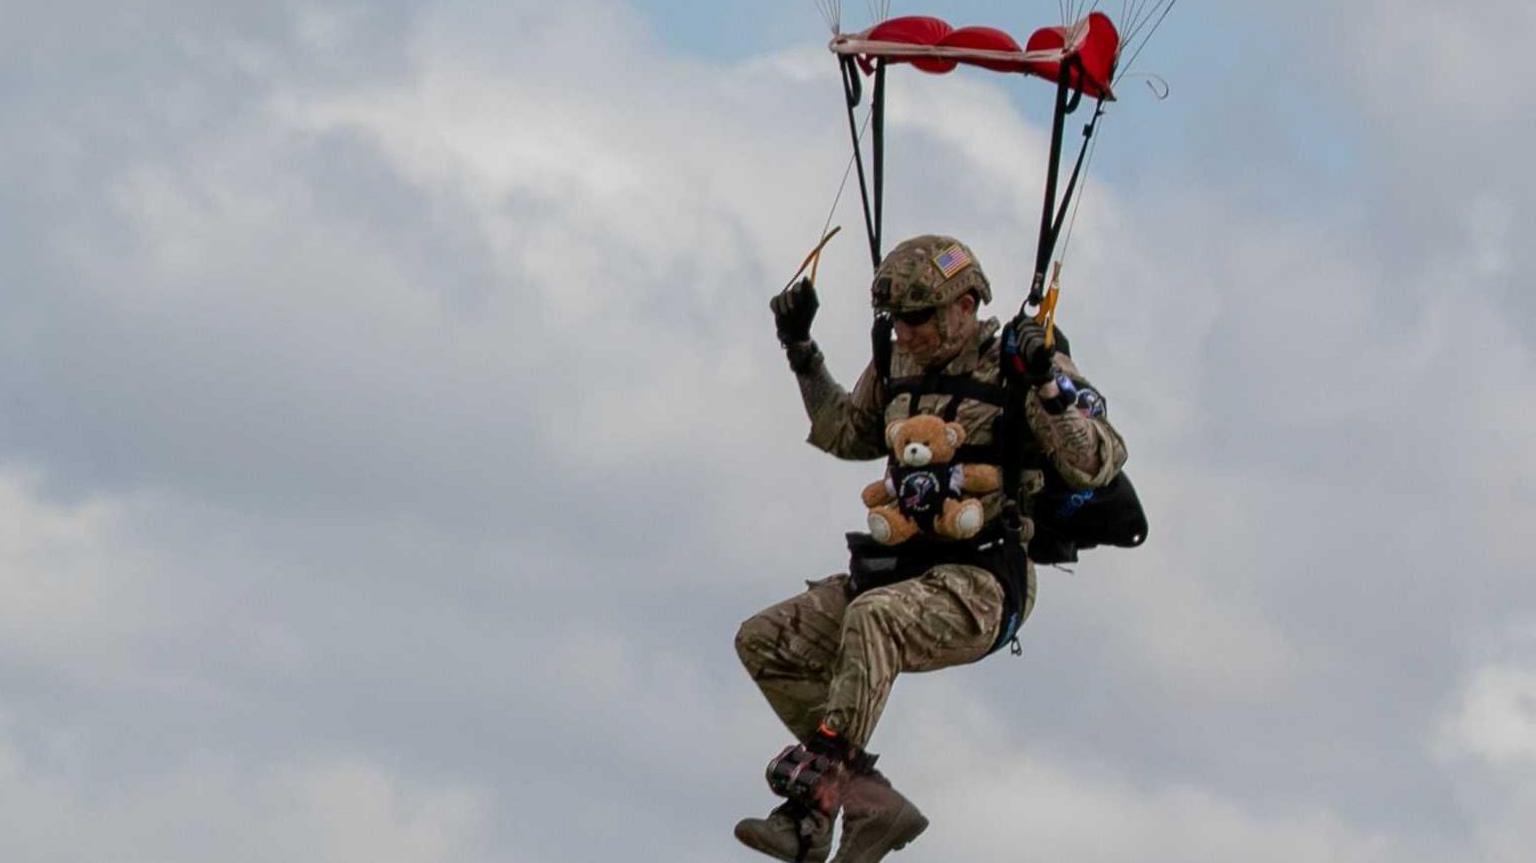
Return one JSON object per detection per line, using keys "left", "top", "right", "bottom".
{"left": 829, "top": 770, "right": 928, "bottom": 863}
{"left": 734, "top": 800, "right": 834, "bottom": 863}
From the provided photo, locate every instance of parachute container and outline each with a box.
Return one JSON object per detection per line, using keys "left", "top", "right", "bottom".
{"left": 832, "top": 12, "right": 1120, "bottom": 99}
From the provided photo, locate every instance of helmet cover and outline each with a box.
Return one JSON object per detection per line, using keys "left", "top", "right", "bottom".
{"left": 870, "top": 235, "right": 991, "bottom": 313}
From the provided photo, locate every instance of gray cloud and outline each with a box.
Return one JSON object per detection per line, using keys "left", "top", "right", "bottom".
{"left": 2, "top": 1, "right": 1534, "bottom": 861}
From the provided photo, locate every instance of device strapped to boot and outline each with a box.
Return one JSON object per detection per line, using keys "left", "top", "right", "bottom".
{"left": 765, "top": 724, "right": 877, "bottom": 814}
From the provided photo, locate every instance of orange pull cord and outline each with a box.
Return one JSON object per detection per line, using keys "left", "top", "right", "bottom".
{"left": 783, "top": 226, "right": 842, "bottom": 291}
{"left": 1033, "top": 260, "right": 1064, "bottom": 350}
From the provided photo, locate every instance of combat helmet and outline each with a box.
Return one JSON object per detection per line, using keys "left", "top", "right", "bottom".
{"left": 870, "top": 235, "right": 991, "bottom": 314}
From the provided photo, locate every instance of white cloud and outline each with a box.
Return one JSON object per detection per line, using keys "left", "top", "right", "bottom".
{"left": 1441, "top": 664, "right": 1536, "bottom": 767}
{"left": 4, "top": 2, "right": 1536, "bottom": 861}
{"left": 0, "top": 470, "right": 169, "bottom": 683}
{"left": 0, "top": 734, "right": 491, "bottom": 863}
{"left": 880, "top": 684, "right": 1413, "bottom": 863}
{"left": 1435, "top": 647, "right": 1536, "bottom": 863}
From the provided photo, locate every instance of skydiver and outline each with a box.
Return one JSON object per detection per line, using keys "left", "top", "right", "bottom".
{"left": 734, "top": 235, "right": 1128, "bottom": 862}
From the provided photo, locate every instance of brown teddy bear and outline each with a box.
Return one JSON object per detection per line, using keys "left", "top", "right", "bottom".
{"left": 861, "top": 414, "right": 1003, "bottom": 545}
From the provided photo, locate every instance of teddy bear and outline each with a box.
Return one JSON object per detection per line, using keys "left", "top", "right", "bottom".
{"left": 861, "top": 414, "right": 1003, "bottom": 545}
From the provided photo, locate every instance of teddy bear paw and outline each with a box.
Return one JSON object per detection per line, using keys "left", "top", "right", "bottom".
{"left": 953, "top": 501, "right": 984, "bottom": 537}
{"left": 868, "top": 512, "right": 894, "bottom": 544}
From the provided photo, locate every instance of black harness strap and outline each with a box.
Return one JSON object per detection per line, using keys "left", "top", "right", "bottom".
{"left": 954, "top": 442, "right": 1005, "bottom": 464}
{"left": 845, "top": 527, "right": 1027, "bottom": 656}
{"left": 889, "top": 373, "right": 1005, "bottom": 424}
{"left": 887, "top": 376, "right": 1006, "bottom": 407}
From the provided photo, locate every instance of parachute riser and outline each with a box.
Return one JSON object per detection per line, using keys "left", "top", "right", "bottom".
{"left": 1050, "top": 100, "right": 1105, "bottom": 245}
{"left": 838, "top": 56, "right": 887, "bottom": 273}
{"left": 871, "top": 60, "right": 886, "bottom": 266}
{"left": 1026, "top": 63, "right": 1074, "bottom": 312}
{"left": 1027, "top": 56, "right": 1087, "bottom": 311}
{"left": 1034, "top": 97, "right": 1105, "bottom": 343}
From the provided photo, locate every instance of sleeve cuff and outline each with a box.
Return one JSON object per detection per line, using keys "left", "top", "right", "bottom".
{"left": 785, "top": 339, "right": 823, "bottom": 374}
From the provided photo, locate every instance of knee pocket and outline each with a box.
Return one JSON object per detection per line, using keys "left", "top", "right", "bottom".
{"left": 844, "top": 591, "right": 904, "bottom": 634}
{"left": 734, "top": 616, "right": 775, "bottom": 666}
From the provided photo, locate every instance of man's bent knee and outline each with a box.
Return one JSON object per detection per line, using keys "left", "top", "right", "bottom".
{"left": 844, "top": 590, "right": 901, "bottom": 636}
{"left": 735, "top": 613, "right": 777, "bottom": 674}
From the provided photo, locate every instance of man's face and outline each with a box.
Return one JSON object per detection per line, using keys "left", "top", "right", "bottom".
{"left": 892, "top": 294, "right": 977, "bottom": 366}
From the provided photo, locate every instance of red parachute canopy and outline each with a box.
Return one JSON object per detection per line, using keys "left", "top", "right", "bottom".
{"left": 830, "top": 12, "right": 1120, "bottom": 99}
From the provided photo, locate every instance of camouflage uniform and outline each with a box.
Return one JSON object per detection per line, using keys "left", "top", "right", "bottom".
{"left": 738, "top": 235, "right": 1127, "bottom": 749}
{"left": 736, "top": 236, "right": 1127, "bottom": 862}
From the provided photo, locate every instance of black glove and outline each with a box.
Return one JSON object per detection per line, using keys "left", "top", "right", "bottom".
{"left": 1002, "top": 318, "right": 1055, "bottom": 386}
{"left": 771, "top": 278, "right": 819, "bottom": 346}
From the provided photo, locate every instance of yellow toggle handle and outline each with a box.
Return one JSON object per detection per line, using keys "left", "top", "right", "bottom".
{"left": 784, "top": 226, "right": 842, "bottom": 291}
{"left": 1033, "top": 261, "right": 1063, "bottom": 350}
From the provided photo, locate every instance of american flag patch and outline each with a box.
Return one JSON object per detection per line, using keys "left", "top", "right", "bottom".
{"left": 933, "top": 244, "right": 972, "bottom": 278}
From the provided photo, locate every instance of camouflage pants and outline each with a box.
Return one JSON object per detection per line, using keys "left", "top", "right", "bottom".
{"left": 735, "top": 562, "right": 1034, "bottom": 749}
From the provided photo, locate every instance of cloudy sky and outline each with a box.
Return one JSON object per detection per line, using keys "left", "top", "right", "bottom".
{"left": 3, "top": 1, "right": 1535, "bottom": 861}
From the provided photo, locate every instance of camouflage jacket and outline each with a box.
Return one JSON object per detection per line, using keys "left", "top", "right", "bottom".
{"left": 791, "top": 318, "right": 1128, "bottom": 533}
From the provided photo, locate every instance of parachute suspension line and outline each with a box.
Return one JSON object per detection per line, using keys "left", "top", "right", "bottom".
{"left": 1118, "top": 0, "right": 1139, "bottom": 29}
{"left": 1121, "top": 0, "right": 1160, "bottom": 37}
{"left": 1119, "top": 0, "right": 1170, "bottom": 50}
{"left": 1048, "top": 98, "right": 1106, "bottom": 256}
{"left": 781, "top": 106, "right": 871, "bottom": 288}
{"left": 815, "top": 0, "right": 842, "bottom": 34}
{"left": 839, "top": 55, "right": 882, "bottom": 271}
{"left": 1118, "top": 1, "right": 1155, "bottom": 52}
{"left": 1063, "top": 0, "right": 1104, "bottom": 26}
{"left": 1041, "top": 106, "right": 1107, "bottom": 349}
{"left": 1115, "top": 1, "right": 1149, "bottom": 49}
{"left": 780, "top": 111, "right": 868, "bottom": 292}
{"left": 784, "top": 105, "right": 872, "bottom": 291}
{"left": 1056, "top": 112, "right": 1104, "bottom": 266}
{"left": 818, "top": 0, "right": 890, "bottom": 32}
{"left": 1116, "top": 0, "right": 1178, "bottom": 81}
{"left": 816, "top": 111, "right": 870, "bottom": 252}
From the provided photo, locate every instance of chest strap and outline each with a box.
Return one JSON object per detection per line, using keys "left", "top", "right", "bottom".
{"left": 888, "top": 375, "right": 1005, "bottom": 409}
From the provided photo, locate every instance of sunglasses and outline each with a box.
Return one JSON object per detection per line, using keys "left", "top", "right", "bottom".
{"left": 891, "top": 307, "right": 937, "bottom": 326}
